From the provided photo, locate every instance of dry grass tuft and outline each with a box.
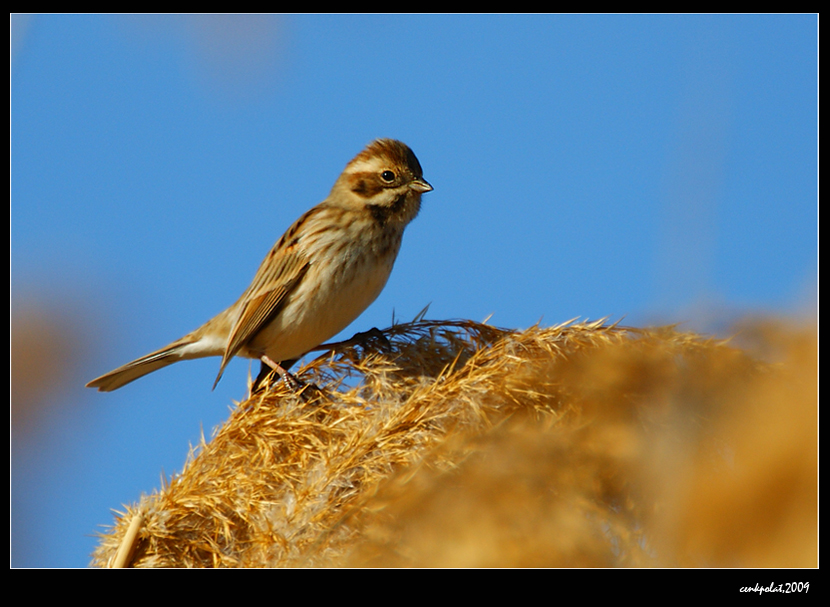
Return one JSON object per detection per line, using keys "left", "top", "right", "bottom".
{"left": 90, "top": 318, "right": 817, "bottom": 568}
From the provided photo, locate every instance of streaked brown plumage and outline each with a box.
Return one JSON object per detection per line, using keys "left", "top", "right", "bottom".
{"left": 86, "top": 139, "right": 431, "bottom": 392}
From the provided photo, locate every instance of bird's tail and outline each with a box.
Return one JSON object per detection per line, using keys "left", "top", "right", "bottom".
{"left": 86, "top": 339, "right": 197, "bottom": 392}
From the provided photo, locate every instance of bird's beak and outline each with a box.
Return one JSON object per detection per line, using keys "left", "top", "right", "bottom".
{"left": 410, "top": 178, "right": 433, "bottom": 193}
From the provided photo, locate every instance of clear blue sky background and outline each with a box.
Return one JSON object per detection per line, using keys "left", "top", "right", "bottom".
{"left": 11, "top": 14, "right": 817, "bottom": 567}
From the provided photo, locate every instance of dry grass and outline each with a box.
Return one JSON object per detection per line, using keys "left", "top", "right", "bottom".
{"left": 90, "top": 317, "right": 817, "bottom": 568}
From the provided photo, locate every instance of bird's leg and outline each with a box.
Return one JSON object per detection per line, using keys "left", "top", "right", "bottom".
{"left": 254, "top": 355, "right": 321, "bottom": 399}
{"left": 252, "top": 360, "right": 276, "bottom": 392}
{"left": 254, "top": 355, "right": 296, "bottom": 390}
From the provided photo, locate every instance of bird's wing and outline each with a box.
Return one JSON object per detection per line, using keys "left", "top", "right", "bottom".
{"left": 213, "top": 239, "right": 310, "bottom": 388}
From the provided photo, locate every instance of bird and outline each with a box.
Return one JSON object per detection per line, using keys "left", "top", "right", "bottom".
{"left": 86, "top": 138, "right": 432, "bottom": 392}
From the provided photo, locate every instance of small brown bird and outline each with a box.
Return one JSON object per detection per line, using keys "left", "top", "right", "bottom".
{"left": 87, "top": 139, "right": 432, "bottom": 392}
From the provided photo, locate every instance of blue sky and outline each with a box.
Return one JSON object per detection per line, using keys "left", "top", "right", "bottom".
{"left": 11, "top": 14, "right": 817, "bottom": 567}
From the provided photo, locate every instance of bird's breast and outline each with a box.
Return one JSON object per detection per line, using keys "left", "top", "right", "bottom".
{"left": 246, "top": 243, "right": 399, "bottom": 363}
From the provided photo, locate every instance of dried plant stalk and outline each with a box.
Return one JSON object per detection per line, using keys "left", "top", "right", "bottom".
{"left": 91, "top": 318, "right": 817, "bottom": 568}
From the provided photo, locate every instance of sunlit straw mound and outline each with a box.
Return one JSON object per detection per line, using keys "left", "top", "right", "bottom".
{"left": 91, "top": 318, "right": 817, "bottom": 568}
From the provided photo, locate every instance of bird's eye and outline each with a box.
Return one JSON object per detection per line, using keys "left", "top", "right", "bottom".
{"left": 380, "top": 170, "right": 396, "bottom": 183}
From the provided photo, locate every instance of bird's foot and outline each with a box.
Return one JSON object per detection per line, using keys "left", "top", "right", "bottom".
{"left": 253, "top": 356, "right": 322, "bottom": 402}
